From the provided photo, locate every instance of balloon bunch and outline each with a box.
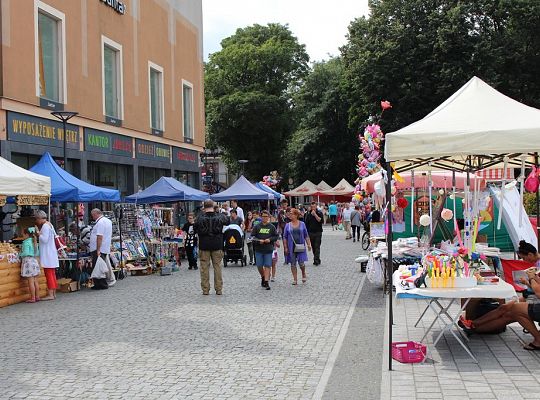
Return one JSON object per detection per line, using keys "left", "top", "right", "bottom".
{"left": 355, "top": 100, "right": 391, "bottom": 179}
{"left": 262, "top": 170, "right": 281, "bottom": 187}
{"left": 356, "top": 124, "right": 383, "bottom": 178}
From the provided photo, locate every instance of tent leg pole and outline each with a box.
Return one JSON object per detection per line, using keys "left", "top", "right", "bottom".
{"left": 385, "top": 162, "right": 393, "bottom": 371}
{"left": 534, "top": 153, "right": 540, "bottom": 249}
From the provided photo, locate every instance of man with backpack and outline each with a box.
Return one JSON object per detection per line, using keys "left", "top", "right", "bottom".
{"left": 194, "top": 200, "right": 229, "bottom": 295}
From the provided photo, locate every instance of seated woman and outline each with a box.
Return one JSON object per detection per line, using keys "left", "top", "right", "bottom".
{"left": 459, "top": 241, "right": 540, "bottom": 350}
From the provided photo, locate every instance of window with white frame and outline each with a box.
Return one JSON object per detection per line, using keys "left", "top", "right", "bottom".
{"left": 182, "top": 81, "right": 194, "bottom": 140}
{"left": 36, "top": 3, "right": 66, "bottom": 103}
{"left": 149, "top": 63, "right": 164, "bottom": 131}
{"left": 102, "top": 36, "right": 123, "bottom": 119}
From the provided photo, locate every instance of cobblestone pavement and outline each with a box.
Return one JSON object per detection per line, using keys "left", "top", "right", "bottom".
{"left": 389, "top": 297, "right": 540, "bottom": 400}
{"left": 0, "top": 227, "right": 372, "bottom": 400}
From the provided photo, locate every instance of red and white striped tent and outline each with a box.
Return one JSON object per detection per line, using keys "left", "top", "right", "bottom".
{"left": 476, "top": 168, "right": 515, "bottom": 181}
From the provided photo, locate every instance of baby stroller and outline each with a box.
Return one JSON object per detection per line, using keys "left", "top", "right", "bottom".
{"left": 223, "top": 225, "right": 247, "bottom": 267}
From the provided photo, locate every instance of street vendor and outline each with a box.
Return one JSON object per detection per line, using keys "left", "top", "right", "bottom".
{"left": 459, "top": 241, "right": 540, "bottom": 350}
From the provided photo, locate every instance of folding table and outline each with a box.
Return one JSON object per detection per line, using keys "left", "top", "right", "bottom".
{"left": 393, "top": 272, "right": 517, "bottom": 363}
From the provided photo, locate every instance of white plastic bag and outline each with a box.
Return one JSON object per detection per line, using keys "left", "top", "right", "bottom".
{"left": 366, "top": 256, "right": 384, "bottom": 287}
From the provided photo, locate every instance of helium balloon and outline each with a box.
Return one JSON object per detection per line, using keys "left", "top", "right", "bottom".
{"left": 441, "top": 208, "right": 454, "bottom": 221}
{"left": 419, "top": 214, "right": 431, "bottom": 227}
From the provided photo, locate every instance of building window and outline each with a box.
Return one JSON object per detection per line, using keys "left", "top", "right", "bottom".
{"left": 35, "top": 2, "right": 66, "bottom": 103}
{"left": 182, "top": 81, "right": 194, "bottom": 141}
{"left": 148, "top": 62, "right": 164, "bottom": 131}
{"left": 102, "top": 36, "right": 123, "bottom": 120}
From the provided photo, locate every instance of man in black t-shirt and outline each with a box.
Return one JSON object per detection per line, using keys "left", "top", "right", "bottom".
{"left": 304, "top": 202, "right": 323, "bottom": 265}
{"left": 194, "top": 200, "right": 229, "bottom": 295}
{"left": 182, "top": 213, "right": 198, "bottom": 270}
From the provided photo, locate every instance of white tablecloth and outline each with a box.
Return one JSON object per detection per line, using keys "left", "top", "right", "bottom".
{"left": 393, "top": 271, "right": 517, "bottom": 299}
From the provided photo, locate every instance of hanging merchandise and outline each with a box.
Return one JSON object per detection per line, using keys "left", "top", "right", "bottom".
{"left": 524, "top": 165, "right": 539, "bottom": 193}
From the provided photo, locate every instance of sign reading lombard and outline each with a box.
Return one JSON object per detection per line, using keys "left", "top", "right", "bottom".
{"left": 172, "top": 146, "right": 199, "bottom": 171}
{"left": 7, "top": 111, "right": 79, "bottom": 149}
{"left": 84, "top": 128, "right": 132, "bottom": 157}
{"left": 135, "top": 139, "right": 171, "bottom": 162}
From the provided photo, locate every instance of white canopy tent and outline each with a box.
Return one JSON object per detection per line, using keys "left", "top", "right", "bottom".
{"left": 382, "top": 76, "right": 540, "bottom": 371}
{"left": 323, "top": 178, "right": 355, "bottom": 196}
{"left": 0, "top": 156, "right": 51, "bottom": 196}
{"left": 385, "top": 76, "right": 540, "bottom": 171}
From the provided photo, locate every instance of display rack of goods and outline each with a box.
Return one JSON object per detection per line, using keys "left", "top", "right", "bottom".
{"left": 0, "top": 243, "right": 47, "bottom": 308}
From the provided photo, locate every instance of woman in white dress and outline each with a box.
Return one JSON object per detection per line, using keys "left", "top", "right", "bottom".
{"left": 34, "top": 210, "right": 59, "bottom": 300}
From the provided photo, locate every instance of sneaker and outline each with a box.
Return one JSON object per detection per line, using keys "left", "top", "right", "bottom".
{"left": 458, "top": 315, "right": 474, "bottom": 330}
{"left": 261, "top": 277, "right": 265, "bottom": 287}
{"left": 194, "top": 266, "right": 198, "bottom": 270}
{"left": 271, "top": 277, "right": 275, "bottom": 282}
{"left": 188, "top": 266, "right": 193, "bottom": 270}
{"left": 216, "top": 291, "right": 222, "bottom": 295}
{"left": 202, "top": 292, "right": 209, "bottom": 295}
{"left": 353, "top": 238, "right": 356, "bottom": 242}
{"left": 266, "top": 285, "right": 271, "bottom": 290}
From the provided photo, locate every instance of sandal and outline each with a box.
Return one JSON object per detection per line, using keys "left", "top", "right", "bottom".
{"left": 292, "top": 281, "right": 298, "bottom": 285}
{"left": 25, "top": 299, "right": 36, "bottom": 303}
{"left": 302, "top": 277, "right": 307, "bottom": 283}
{"left": 523, "top": 342, "right": 540, "bottom": 351}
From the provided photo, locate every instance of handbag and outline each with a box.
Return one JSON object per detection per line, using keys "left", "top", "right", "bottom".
{"left": 287, "top": 223, "right": 306, "bottom": 253}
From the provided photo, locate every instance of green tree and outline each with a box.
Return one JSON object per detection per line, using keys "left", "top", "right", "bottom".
{"left": 341, "top": 0, "right": 540, "bottom": 135}
{"left": 285, "top": 58, "right": 356, "bottom": 185}
{"left": 205, "top": 23, "right": 309, "bottom": 179}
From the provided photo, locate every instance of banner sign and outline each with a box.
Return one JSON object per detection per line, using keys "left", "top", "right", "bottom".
{"left": 172, "top": 147, "right": 198, "bottom": 171}
{"left": 7, "top": 112, "right": 79, "bottom": 149}
{"left": 17, "top": 195, "right": 49, "bottom": 206}
{"left": 84, "top": 128, "right": 132, "bottom": 157}
{"left": 135, "top": 139, "right": 171, "bottom": 162}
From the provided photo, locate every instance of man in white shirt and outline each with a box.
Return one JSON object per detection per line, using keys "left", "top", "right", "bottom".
{"left": 342, "top": 203, "right": 353, "bottom": 240}
{"left": 231, "top": 199, "right": 244, "bottom": 221}
{"left": 89, "top": 208, "right": 113, "bottom": 267}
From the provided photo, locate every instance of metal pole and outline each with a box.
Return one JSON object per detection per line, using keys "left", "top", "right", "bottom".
{"left": 385, "top": 161, "right": 393, "bottom": 371}
{"left": 63, "top": 119, "right": 67, "bottom": 170}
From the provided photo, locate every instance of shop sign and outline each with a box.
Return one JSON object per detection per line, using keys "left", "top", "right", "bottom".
{"left": 84, "top": 128, "right": 132, "bottom": 157}
{"left": 7, "top": 112, "right": 79, "bottom": 149}
{"left": 100, "top": 0, "right": 126, "bottom": 15}
{"left": 172, "top": 147, "right": 199, "bottom": 171}
{"left": 17, "top": 195, "right": 49, "bottom": 206}
{"left": 135, "top": 139, "right": 171, "bottom": 162}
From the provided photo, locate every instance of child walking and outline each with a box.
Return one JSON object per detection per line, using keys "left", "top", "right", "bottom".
{"left": 20, "top": 227, "right": 41, "bottom": 303}
{"left": 271, "top": 240, "right": 280, "bottom": 282}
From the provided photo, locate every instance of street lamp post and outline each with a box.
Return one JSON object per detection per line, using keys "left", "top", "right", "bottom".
{"left": 238, "top": 159, "right": 249, "bottom": 177}
{"left": 51, "top": 111, "right": 78, "bottom": 170}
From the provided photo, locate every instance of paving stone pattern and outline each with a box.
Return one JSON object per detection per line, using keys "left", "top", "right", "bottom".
{"left": 390, "top": 297, "right": 540, "bottom": 400}
{"left": 0, "top": 228, "right": 369, "bottom": 400}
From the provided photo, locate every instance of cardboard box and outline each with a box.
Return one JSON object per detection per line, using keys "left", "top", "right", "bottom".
{"left": 57, "top": 278, "right": 80, "bottom": 293}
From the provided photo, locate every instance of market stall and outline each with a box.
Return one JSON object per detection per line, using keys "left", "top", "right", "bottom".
{"left": 321, "top": 178, "right": 356, "bottom": 202}
{"left": 124, "top": 177, "right": 209, "bottom": 274}
{"left": 0, "top": 156, "right": 51, "bottom": 307}
{"left": 382, "top": 76, "right": 540, "bottom": 369}
{"left": 30, "top": 152, "right": 121, "bottom": 287}
{"left": 211, "top": 176, "right": 273, "bottom": 201}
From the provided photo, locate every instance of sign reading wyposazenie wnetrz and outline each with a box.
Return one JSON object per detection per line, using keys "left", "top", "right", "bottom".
{"left": 7, "top": 111, "right": 79, "bottom": 149}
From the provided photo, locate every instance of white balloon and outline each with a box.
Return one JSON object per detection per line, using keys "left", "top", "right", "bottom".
{"left": 419, "top": 214, "right": 431, "bottom": 227}
{"left": 449, "top": 193, "right": 455, "bottom": 200}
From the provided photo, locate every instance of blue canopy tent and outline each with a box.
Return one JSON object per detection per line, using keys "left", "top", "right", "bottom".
{"left": 211, "top": 176, "right": 273, "bottom": 201}
{"left": 124, "top": 176, "right": 209, "bottom": 204}
{"left": 30, "top": 152, "right": 120, "bottom": 202}
{"left": 255, "top": 182, "right": 283, "bottom": 201}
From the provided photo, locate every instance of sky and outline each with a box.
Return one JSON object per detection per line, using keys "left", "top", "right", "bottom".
{"left": 202, "top": 0, "right": 370, "bottom": 62}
